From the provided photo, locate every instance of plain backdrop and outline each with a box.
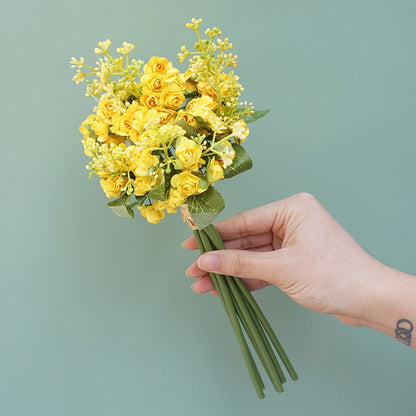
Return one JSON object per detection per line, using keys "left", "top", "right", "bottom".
{"left": 1, "top": 0, "right": 415, "bottom": 415}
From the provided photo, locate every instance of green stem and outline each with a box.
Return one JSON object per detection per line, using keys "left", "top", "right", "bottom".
{"left": 200, "top": 229, "right": 283, "bottom": 393}
{"left": 202, "top": 133, "right": 233, "bottom": 156}
{"left": 193, "top": 231, "right": 226, "bottom": 311}
{"left": 234, "top": 290, "right": 283, "bottom": 393}
{"left": 202, "top": 224, "right": 298, "bottom": 381}
{"left": 198, "top": 231, "right": 265, "bottom": 393}
{"left": 235, "top": 278, "right": 298, "bottom": 381}
{"left": 193, "top": 230, "right": 265, "bottom": 398}
{"left": 241, "top": 291, "right": 286, "bottom": 384}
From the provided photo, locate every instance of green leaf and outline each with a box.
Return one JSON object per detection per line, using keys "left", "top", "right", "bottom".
{"left": 107, "top": 193, "right": 131, "bottom": 207}
{"left": 175, "top": 120, "right": 198, "bottom": 139}
{"left": 147, "top": 180, "right": 170, "bottom": 201}
{"left": 108, "top": 205, "right": 135, "bottom": 219}
{"left": 107, "top": 193, "right": 134, "bottom": 219}
{"left": 194, "top": 116, "right": 211, "bottom": 130}
{"left": 129, "top": 195, "right": 147, "bottom": 209}
{"left": 223, "top": 144, "right": 253, "bottom": 179}
{"left": 84, "top": 124, "right": 97, "bottom": 138}
{"left": 240, "top": 109, "right": 270, "bottom": 124}
{"left": 187, "top": 186, "right": 225, "bottom": 229}
{"left": 198, "top": 176, "right": 208, "bottom": 190}
{"left": 126, "top": 206, "right": 135, "bottom": 218}
{"left": 184, "top": 90, "right": 198, "bottom": 99}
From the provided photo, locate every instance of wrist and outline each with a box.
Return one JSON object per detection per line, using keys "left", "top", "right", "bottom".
{"left": 355, "top": 261, "right": 416, "bottom": 348}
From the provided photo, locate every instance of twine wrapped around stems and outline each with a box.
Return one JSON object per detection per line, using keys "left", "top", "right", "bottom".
{"left": 181, "top": 204, "right": 198, "bottom": 230}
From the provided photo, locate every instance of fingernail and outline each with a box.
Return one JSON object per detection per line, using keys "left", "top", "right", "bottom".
{"left": 191, "top": 281, "right": 197, "bottom": 292}
{"left": 198, "top": 254, "right": 218, "bottom": 272}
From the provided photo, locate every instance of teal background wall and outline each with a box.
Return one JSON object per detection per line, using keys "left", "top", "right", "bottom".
{"left": 1, "top": 0, "right": 415, "bottom": 414}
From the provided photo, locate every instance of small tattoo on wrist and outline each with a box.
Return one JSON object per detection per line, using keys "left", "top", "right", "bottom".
{"left": 395, "top": 319, "right": 413, "bottom": 346}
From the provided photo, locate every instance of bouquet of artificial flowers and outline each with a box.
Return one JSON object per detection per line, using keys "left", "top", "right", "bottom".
{"left": 71, "top": 18, "right": 297, "bottom": 398}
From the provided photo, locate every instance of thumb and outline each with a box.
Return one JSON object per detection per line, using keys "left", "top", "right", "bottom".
{"left": 197, "top": 249, "right": 281, "bottom": 282}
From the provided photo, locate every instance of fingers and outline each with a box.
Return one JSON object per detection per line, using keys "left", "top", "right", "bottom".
{"left": 182, "top": 236, "right": 198, "bottom": 250}
{"left": 197, "top": 249, "right": 283, "bottom": 282}
{"left": 212, "top": 202, "right": 279, "bottom": 241}
{"left": 191, "top": 274, "right": 271, "bottom": 294}
{"left": 186, "top": 261, "right": 206, "bottom": 278}
{"left": 221, "top": 232, "right": 273, "bottom": 250}
{"left": 186, "top": 244, "right": 274, "bottom": 278}
{"left": 251, "top": 244, "right": 274, "bottom": 252}
{"left": 191, "top": 275, "right": 215, "bottom": 293}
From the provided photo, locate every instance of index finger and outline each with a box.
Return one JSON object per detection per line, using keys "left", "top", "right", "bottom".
{"left": 213, "top": 201, "right": 279, "bottom": 241}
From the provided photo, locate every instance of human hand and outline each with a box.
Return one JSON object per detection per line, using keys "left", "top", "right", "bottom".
{"left": 183, "top": 193, "right": 382, "bottom": 326}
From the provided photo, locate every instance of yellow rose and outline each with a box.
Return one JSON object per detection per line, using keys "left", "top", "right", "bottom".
{"left": 184, "top": 79, "right": 197, "bottom": 95}
{"left": 186, "top": 105, "right": 210, "bottom": 120}
{"left": 183, "top": 69, "right": 194, "bottom": 80}
{"left": 96, "top": 98, "right": 121, "bottom": 123}
{"left": 133, "top": 129, "right": 159, "bottom": 149}
{"left": 139, "top": 201, "right": 165, "bottom": 224}
{"left": 100, "top": 176, "right": 127, "bottom": 198}
{"left": 155, "top": 123, "right": 183, "bottom": 146}
{"left": 153, "top": 107, "right": 175, "bottom": 125}
{"left": 126, "top": 101, "right": 142, "bottom": 115}
{"left": 206, "top": 112, "right": 226, "bottom": 133}
{"left": 159, "top": 85, "right": 185, "bottom": 110}
{"left": 143, "top": 56, "right": 172, "bottom": 75}
{"left": 106, "top": 134, "right": 126, "bottom": 146}
{"left": 132, "top": 107, "right": 160, "bottom": 132}
{"left": 187, "top": 95, "right": 217, "bottom": 112}
{"left": 131, "top": 106, "right": 150, "bottom": 132}
{"left": 197, "top": 82, "right": 218, "bottom": 109}
{"left": 133, "top": 175, "right": 157, "bottom": 196}
{"left": 140, "top": 88, "right": 160, "bottom": 108}
{"left": 79, "top": 114, "right": 96, "bottom": 139}
{"left": 127, "top": 148, "right": 159, "bottom": 177}
{"left": 164, "top": 204, "right": 177, "bottom": 214}
{"left": 141, "top": 73, "right": 165, "bottom": 93}
{"left": 175, "top": 110, "right": 197, "bottom": 128}
{"left": 110, "top": 113, "right": 134, "bottom": 136}
{"left": 128, "top": 129, "right": 140, "bottom": 144}
{"left": 187, "top": 102, "right": 226, "bottom": 133}
{"left": 163, "top": 68, "right": 184, "bottom": 89}
{"left": 171, "top": 171, "right": 207, "bottom": 196}
{"left": 165, "top": 188, "right": 186, "bottom": 213}
{"left": 182, "top": 69, "right": 196, "bottom": 91}
{"left": 91, "top": 116, "right": 109, "bottom": 141}
{"left": 175, "top": 136, "right": 203, "bottom": 171}
{"left": 206, "top": 158, "right": 224, "bottom": 184}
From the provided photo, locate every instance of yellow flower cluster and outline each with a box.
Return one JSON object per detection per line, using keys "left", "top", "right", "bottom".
{"left": 73, "top": 19, "right": 256, "bottom": 224}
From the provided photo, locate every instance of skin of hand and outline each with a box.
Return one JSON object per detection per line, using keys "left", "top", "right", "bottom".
{"left": 183, "top": 193, "right": 391, "bottom": 328}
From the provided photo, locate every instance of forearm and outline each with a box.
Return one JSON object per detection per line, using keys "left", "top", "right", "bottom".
{"left": 359, "top": 262, "right": 416, "bottom": 350}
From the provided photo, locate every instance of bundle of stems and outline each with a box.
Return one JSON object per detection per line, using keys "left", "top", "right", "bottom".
{"left": 193, "top": 223, "right": 298, "bottom": 399}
